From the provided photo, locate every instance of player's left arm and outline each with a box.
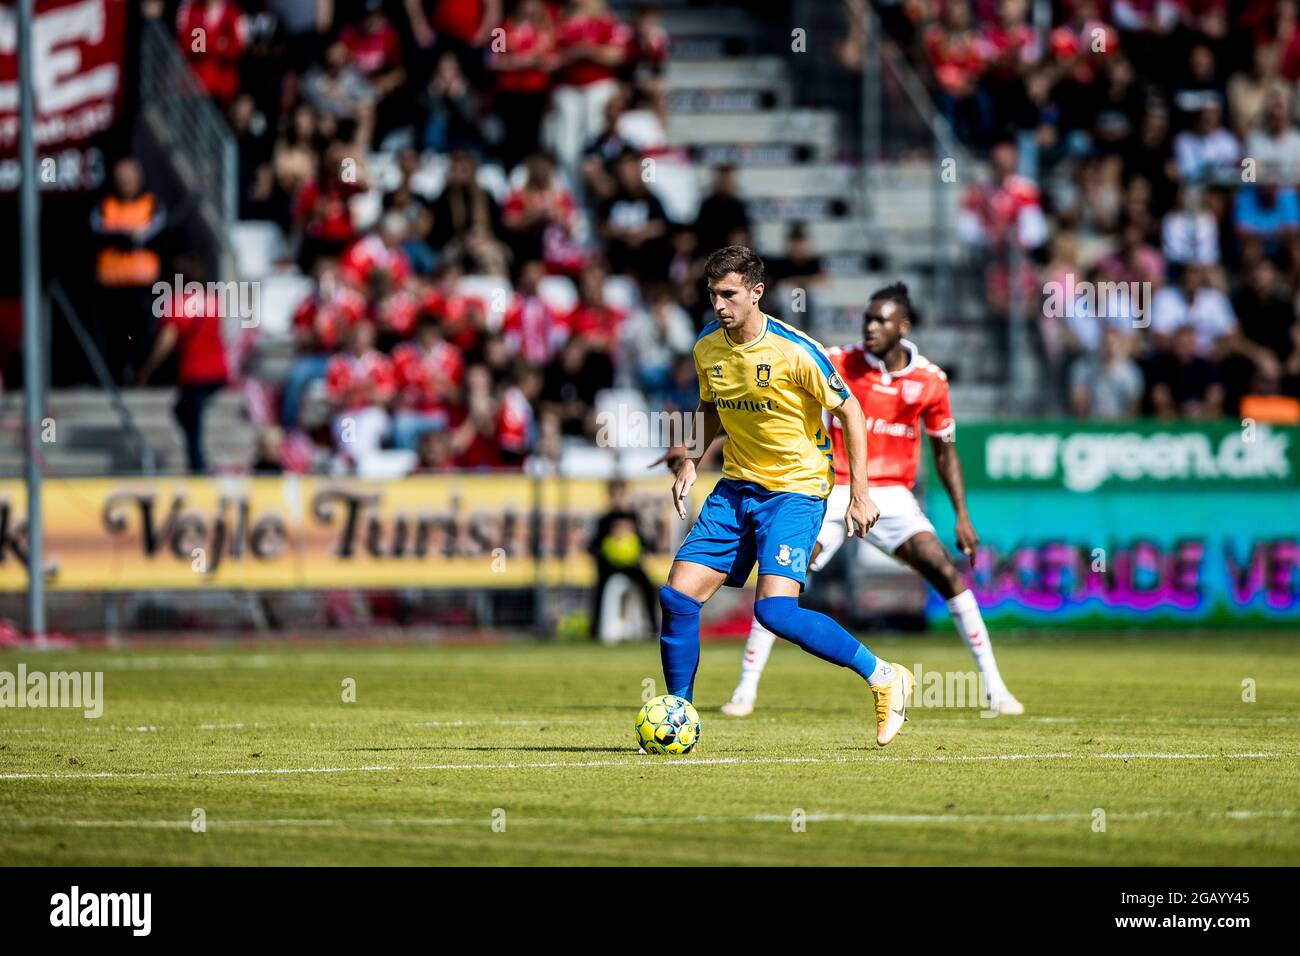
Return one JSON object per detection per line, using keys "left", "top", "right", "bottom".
{"left": 828, "top": 395, "right": 879, "bottom": 537}
{"left": 929, "top": 435, "right": 979, "bottom": 567}
{"left": 923, "top": 374, "right": 978, "bottom": 566}
{"left": 796, "top": 345, "right": 877, "bottom": 536}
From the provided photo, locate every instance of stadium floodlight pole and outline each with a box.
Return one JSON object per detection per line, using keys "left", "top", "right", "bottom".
{"left": 19, "top": 0, "right": 47, "bottom": 639}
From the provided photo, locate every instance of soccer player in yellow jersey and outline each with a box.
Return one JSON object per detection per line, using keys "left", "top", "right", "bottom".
{"left": 655, "top": 246, "right": 916, "bottom": 746}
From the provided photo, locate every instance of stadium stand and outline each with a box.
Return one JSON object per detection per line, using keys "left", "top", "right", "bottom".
{"left": 4, "top": 0, "right": 1299, "bottom": 478}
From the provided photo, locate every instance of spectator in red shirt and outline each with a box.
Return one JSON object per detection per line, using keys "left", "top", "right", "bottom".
{"left": 340, "top": 213, "right": 413, "bottom": 297}
{"left": 281, "top": 258, "right": 368, "bottom": 430}
{"left": 924, "top": 0, "right": 993, "bottom": 145}
{"left": 325, "top": 319, "right": 396, "bottom": 471}
{"left": 404, "top": 0, "right": 501, "bottom": 87}
{"left": 391, "top": 314, "right": 466, "bottom": 449}
{"left": 137, "top": 260, "right": 231, "bottom": 473}
{"left": 340, "top": 0, "right": 407, "bottom": 144}
{"left": 421, "top": 261, "right": 491, "bottom": 357}
{"left": 551, "top": 0, "right": 629, "bottom": 175}
{"left": 295, "top": 141, "right": 366, "bottom": 271}
{"left": 502, "top": 259, "right": 569, "bottom": 365}
{"left": 565, "top": 260, "right": 625, "bottom": 352}
{"left": 177, "top": 0, "right": 246, "bottom": 106}
{"left": 451, "top": 364, "right": 506, "bottom": 468}
{"left": 980, "top": 0, "right": 1039, "bottom": 132}
{"left": 490, "top": 0, "right": 557, "bottom": 171}
{"left": 495, "top": 359, "right": 541, "bottom": 465}
{"left": 502, "top": 152, "right": 582, "bottom": 272}
{"left": 621, "top": 5, "right": 669, "bottom": 116}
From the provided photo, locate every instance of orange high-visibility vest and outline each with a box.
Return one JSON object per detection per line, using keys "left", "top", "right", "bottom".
{"left": 96, "top": 194, "right": 161, "bottom": 286}
{"left": 1241, "top": 394, "right": 1300, "bottom": 425}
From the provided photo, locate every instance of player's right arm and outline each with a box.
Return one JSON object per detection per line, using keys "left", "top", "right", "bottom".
{"left": 652, "top": 345, "right": 724, "bottom": 518}
{"left": 665, "top": 400, "right": 722, "bottom": 520}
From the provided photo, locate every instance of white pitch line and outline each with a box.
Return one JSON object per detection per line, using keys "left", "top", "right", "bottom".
{"left": 2, "top": 714, "right": 1296, "bottom": 735}
{"left": 0, "top": 809, "right": 1295, "bottom": 830}
{"left": 0, "top": 751, "right": 1292, "bottom": 781}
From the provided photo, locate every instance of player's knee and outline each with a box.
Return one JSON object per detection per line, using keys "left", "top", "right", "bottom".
{"left": 659, "top": 585, "right": 702, "bottom": 619}
{"left": 753, "top": 595, "right": 803, "bottom": 643}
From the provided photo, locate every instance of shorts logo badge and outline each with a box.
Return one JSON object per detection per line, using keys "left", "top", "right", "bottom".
{"left": 755, "top": 363, "right": 771, "bottom": 387}
{"left": 775, "top": 544, "right": 793, "bottom": 566}
{"left": 901, "top": 379, "right": 923, "bottom": 404}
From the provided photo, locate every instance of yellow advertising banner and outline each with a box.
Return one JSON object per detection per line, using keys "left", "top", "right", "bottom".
{"left": 0, "top": 474, "right": 717, "bottom": 592}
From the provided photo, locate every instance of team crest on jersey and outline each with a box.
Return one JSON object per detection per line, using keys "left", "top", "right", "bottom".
{"left": 711, "top": 363, "right": 724, "bottom": 379}
{"left": 755, "top": 363, "right": 772, "bottom": 387}
{"left": 901, "top": 379, "right": 924, "bottom": 404}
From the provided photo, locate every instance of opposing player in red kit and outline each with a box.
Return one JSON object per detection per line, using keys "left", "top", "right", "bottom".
{"left": 721, "top": 283, "right": 1024, "bottom": 717}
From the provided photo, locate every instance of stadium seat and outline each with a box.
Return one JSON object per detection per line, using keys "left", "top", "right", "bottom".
{"left": 254, "top": 272, "right": 315, "bottom": 340}
{"left": 602, "top": 275, "right": 641, "bottom": 313}
{"left": 349, "top": 189, "right": 383, "bottom": 234}
{"left": 538, "top": 275, "right": 579, "bottom": 314}
{"left": 646, "top": 155, "right": 701, "bottom": 226}
{"left": 353, "top": 449, "right": 419, "bottom": 480}
{"left": 231, "top": 221, "right": 288, "bottom": 280}
{"left": 457, "top": 274, "right": 512, "bottom": 331}
{"left": 597, "top": 573, "right": 652, "bottom": 644}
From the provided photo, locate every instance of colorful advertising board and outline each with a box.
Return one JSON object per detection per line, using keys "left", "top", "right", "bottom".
{"left": 924, "top": 421, "right": 1300, "bottom": 626}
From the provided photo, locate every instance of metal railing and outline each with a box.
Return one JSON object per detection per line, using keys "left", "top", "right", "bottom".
{"left": 137, "top": 18, "right": 238, "bottom": 276}
{"left": 49, "top": 283, "right": 157, "bottom": 475}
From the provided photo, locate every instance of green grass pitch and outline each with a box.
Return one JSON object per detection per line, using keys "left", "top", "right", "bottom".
{"left": 1, "top": 632, "right": 1298, "bottom": 865}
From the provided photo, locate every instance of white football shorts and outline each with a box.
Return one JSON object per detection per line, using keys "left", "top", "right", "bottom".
{"left": 810, "top": 483, "right": 936, "bottom": 572}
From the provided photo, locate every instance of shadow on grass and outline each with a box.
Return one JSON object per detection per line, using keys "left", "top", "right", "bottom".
{"left": 340, "top": 745, "right": 633, "bottom": 754}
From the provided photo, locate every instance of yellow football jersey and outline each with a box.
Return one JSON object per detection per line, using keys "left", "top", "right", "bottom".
{"left": 694, "top": 313, "right": 851, "bottom": 497}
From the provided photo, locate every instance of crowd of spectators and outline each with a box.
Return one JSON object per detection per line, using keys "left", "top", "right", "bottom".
{"left": 126, "top": 0, "right": 760, "bottom": 475}
{"left": 106, "top": 0, "right": 1300, "bottom": 477}
{"left": 885, "top": 0, "right": 1300, "bottom": 421}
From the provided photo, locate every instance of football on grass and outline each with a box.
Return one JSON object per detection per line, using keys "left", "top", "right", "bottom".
{"left": 635, "top": 694, "right": 701, "bottom": 754}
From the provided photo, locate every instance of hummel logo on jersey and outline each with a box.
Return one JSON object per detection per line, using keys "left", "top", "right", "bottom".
{"left": 711, "top": 363, "right": 723, "bottom": 378}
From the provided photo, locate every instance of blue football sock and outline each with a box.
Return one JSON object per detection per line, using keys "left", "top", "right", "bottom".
{"left": 658, "top": 585, "right": 703, "bottom": 701}
{"left": 754, "top": 596, "right": 877, "bottom": 681}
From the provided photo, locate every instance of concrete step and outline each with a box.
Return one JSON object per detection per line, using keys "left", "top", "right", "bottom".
{"left": 754, "top": 218, "right": 870, "bottom": 256}
{"left": 667, "top": 110, "right": 839, "bottom": 154}
{"left": 948, "top": 383, "right": 1008, "bottom": 420}
{"left": 669, "top": 86, "right": 792, "bottom": 112}
{"left": 655, "top": 5, "right": 763, "bottom": 37}
{"left": 0, "top": 387, "right": 254, "bottom": 476}
{"left": 707, "top": 163, "right": 855, "bottom": 198}
{"left": 664, "top": 56, "right": 790, "bottom": 89}
{"left": 0, "top": 448, "right": 119, "bottom": 478}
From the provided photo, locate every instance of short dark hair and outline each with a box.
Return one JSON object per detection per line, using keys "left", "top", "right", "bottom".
{"left": 704, "top": 245, "right": 765, "bottom": 288}
{"left": 868, "top": 281, "right": 914, "bottom": 321}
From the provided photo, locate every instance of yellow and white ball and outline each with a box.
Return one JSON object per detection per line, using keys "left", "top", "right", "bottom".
{"left": 635, "top": 694, "right": 701, "bottom": 754}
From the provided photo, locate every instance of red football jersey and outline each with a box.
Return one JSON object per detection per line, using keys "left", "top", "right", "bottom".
{"left": 392, "top": 340, "right": 464, "bottom": 413}
{"left": 827, "top": 340, "right": 955, "bottom": 489}
{"left": 325, "top": 350, "right": 396, "bottom": 411}
{"left": 177, "top": 1, "right": 245, "bottom": 103}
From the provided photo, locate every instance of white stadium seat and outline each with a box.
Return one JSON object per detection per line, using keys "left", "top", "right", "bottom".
{"left": 231, "top": 221, "right": 287, "bottom": 281}
{"left": 537, "top": 275, "right": 578, "bottom": 314}
{"left": 254, "top": 272, "right": 315, "bottom": 339}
